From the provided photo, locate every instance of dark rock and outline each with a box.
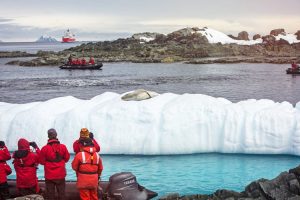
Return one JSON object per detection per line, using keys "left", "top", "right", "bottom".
{"left": 262, "top": 35, "right": 276, "bottom": 44}
{"left": 276, "top": 38, "right": 290, "bottom": 45}
{"left": 295, "top": 30, "right": 300, "bottom": 40}
{"left": 270, "top": 28, "right": 286, "bottom": 36}
{"left": 253, "top": 34, "right": 261, "bottom": 40}
{"left": 228, "top": 34, "right": 238, "bottom": 40}
{"left": 227, "top": 31, "right": 249, "bottom": 40}
{"left": 159, "top": 193, "right": 180, "bottom": 200}
{"left": 0, "top": 51, "right": 34, "bottom": 58}
{"left": 132, "top": 32, "right": 163, "bottom": 42}
{"left": 237, "top": 31, "right": 249, "bottom": 40}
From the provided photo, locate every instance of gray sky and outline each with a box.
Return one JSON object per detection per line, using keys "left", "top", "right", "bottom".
{"left": 0, "top": 0, "right": 299, "bottom": 42}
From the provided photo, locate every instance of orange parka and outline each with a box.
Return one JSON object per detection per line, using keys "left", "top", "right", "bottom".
{"left": 71, "top": 146, "right": 103, "bottom": 189}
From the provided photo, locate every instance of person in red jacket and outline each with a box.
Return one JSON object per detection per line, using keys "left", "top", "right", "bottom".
{"left": 291, "top": 61, "right": 299, "bottom": 71}
{"left": 73, "top": 128, "right": 100, "bottom": 154}
{"left": 12, "top": 138, "right": 40, "bottom": 196}
{"left": 39, "top": 129, "right": 70, "bottom": 200}
{"left": 72, "top": 138, "right": 103, "bottom": 200}
{"left": 88, "top": 57, "right": 95, "bottom": 65}
{"left": 81, "top": 57, "right": 86, "bottom": 65}
{"left": 0, "top": 141, "right": 12, "bottom": 200}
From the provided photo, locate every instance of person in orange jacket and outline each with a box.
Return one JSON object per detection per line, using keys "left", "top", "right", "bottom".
{"left": 73, "top": 128, "right": 100, "bottom": 154}
{"left": 12, "top": 138, "right": 40, "bottom": 196}
{"left": 72, "top": 137, "right": 103, "bottom": 200}
{"left": 0, "top": 141, "right": 12, "bottom": 200}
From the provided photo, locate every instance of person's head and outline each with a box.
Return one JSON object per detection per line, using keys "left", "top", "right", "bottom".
{"left": 18, "top": 138, "right": 30, "bottom": 151}
{"left": 80, "top": 128, "right": 90, "bottom": 139}
{"left": 48, "top": 128, "right": 57, "bottom": 140}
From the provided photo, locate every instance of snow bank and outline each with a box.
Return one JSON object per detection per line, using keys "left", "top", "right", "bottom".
{"left": 1, "top": 92, "right": 300, "bottom": 155}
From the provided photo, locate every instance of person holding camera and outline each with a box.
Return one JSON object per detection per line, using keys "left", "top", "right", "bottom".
{"left": 73, "top": 128, "right": 100, "bottom": 154}
{"left": 12, "top": 138, "right": 40, "bottom": 196}
{"left": 0, "top": 140, "right": 12, "bottom": 200}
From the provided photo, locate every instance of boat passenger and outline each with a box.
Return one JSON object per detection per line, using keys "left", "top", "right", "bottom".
{"left": 88, "top": 57, "right": 95, "bottom": 65}
{"left": 72, "top": 137, "right": 103, "bottom": 200}
{"left": 81, "top": 57, "right": 86, "bottom": 65}
{"left": 39, "top": 129, "right": 70, "bottom": 200}
{"left": 0, "top": 141, "right": 12, "bottom": 200}
{"left": 73, "top": 128, "right": 100, "bottom": 154}
{"left": 291, "top": 61, "right": 299, "bottom": 71}
{"left": 12, "top": 138, "right": 40, "bottom": 196}
{"left": 68, "top": 55, "right": 73, "bottom": 65}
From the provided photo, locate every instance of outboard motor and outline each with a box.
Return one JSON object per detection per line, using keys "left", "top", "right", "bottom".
{"left": 106, "top": 172, "right": 157, "bottom": 200}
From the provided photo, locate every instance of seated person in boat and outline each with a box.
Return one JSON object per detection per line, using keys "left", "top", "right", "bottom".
{"left": 81, "top": 57, "right": 86, "bottom": 65}
{"left": 291, "top": 61, "right": 299, "bottom": 71}
{"left": 88, "top": 57, "right": 95, "bottom": 65}
{"left": 68, "top": 55, "right": 73, "bottom": 65}
{"left": 74, "top": 58, "right": 82, "bottom": 66}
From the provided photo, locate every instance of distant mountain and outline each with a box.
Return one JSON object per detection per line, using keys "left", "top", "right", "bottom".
{"left": 36, "top": 35, "right": 58, "bottom": 43}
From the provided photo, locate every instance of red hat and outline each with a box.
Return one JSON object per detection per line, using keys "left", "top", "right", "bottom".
{"left": 18, "top": 138, "right": 30, "bottom": 150}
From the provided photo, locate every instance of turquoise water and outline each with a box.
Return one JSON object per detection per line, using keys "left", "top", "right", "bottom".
{"left": 7, "top": 153, "right": 300, "bottom": 198}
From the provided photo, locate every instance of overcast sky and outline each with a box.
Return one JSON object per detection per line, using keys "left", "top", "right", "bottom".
{"left": 0, "top": 0, "right": 299, "bottom": 42}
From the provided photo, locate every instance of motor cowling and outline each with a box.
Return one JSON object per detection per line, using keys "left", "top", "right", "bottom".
{"left": 106, "top": 172, "right": 154, "bottom": 200}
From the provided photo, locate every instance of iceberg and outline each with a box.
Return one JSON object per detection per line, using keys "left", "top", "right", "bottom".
{"left": 1, "top": 92, "right": 300, "bottom": 155}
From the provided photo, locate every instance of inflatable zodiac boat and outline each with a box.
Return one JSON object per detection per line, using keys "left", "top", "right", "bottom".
{"left": 8, "top": 172, "right": 157, "bottom": 200}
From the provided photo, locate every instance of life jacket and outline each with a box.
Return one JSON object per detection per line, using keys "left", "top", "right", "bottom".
{"left": 77, "top": 148, "right": 100, "bottom": 174}
{"left": 72, "top": 147, "right": 103, "bottom": 189}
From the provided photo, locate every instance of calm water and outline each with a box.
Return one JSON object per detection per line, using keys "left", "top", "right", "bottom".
{"left": 7, "top": 153, "right": 300, "bottom": 198}
{"left": 1, "top": 43, "right": 300, "bottom": 198}
{"left": 0, "top": 58, "right": 300, "bottom": 104}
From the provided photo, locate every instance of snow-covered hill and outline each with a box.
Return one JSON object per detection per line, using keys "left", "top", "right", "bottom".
{"left": 36, "top": 35, "right": 58, "bottom": 43}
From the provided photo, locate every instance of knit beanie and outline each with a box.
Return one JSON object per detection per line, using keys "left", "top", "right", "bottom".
{"left": 18, "top": 138, "right": 30, "bottom": 150}
{"left": 80, "top": 128, "right": 90, "bottom": 138}
{"left": 48, "top": 128, "right": 57, "bottom": 139}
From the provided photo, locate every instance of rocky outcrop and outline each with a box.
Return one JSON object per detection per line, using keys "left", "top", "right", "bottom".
{"left": 132, "top": 32, "right": 163, "bottom": 42}
{"left": 238, "top": 31, "right": 249, "bottom": 40}
{"left": 270, "top": 28, "right": 286, "bottom": 36}
{"left": 0, "top": 51, "right": 34, "bottom": 58}
{"left": 295, "top": 30, "right": 300, "bottom": 40}
{"left": 228, "top": 31, "right": 249, "bottom": 40}
{"left": 4, "top": 27, "right": 300, "bottom": 66}
{"left": 262, "top": 35, "right": 276, "bottom": 44}
{"left": 160, "top": 165, "right": 300, "bottom": 200}
{"left": 253, "top": 34, "right": 261, "bottom": 40}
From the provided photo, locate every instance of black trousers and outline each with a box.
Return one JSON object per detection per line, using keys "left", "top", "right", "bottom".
{"left": 0, "top": 182, "right": 9, "bottom": 200}
{"left": 18, "top": 186, "right": 37, "bottom": 196}
{"left": 45, "top": 179, "right": 65, "bottom": 200}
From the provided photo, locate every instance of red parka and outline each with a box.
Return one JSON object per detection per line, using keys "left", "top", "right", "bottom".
{"left": 0, "top": 145, "right": 12, "bottom": 184}
{"left": 72, "top": 146, "right": 103, "bottom": 189}
{"left": 39, "top": 139, "right": 70, "bottom": 180}
{"left": 73, "top": 139, "right": 100, "bottom": 154}
{"left": 12, "top": 139, "right": 40, "bottom": 189}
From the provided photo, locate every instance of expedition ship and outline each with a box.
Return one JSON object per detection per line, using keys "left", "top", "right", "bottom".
{"left": 62, "top": 29, "right": 76, "bottom": 43}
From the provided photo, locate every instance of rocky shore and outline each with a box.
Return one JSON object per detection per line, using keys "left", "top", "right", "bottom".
{"left": 2, "top": 27, "right": 300, "bottom": 66}
{"left": 159, "top": 165, "right": 300, "bottom": 200}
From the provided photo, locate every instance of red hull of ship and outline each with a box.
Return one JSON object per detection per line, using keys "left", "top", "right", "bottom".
{"left": 62, "top": 37, "right": 76, "bottom": 43}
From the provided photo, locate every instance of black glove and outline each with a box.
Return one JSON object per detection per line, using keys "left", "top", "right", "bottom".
{"left": 89, "top": 132, "right": 94, "bottom": 140}
{"left": 29, "top": 142, "right": 38, "bottom": 149}
{"left": 0, "top": 141, "right": 5, "bottom": 148}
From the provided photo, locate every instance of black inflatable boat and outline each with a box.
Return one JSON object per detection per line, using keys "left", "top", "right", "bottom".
{"left": 8, "top": 172, "right": 157, "bottom": 200}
